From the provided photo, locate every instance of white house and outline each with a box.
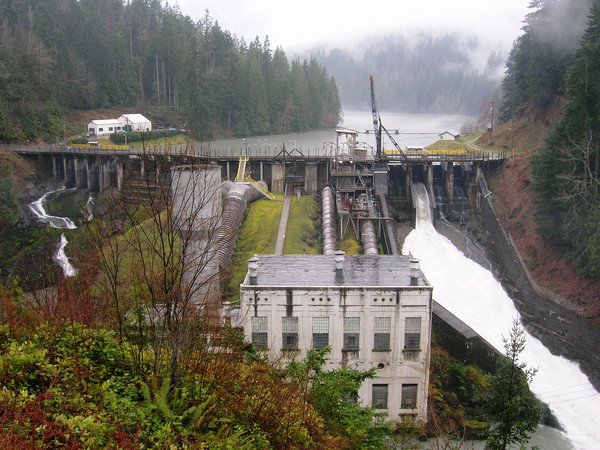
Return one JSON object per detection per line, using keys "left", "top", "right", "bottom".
{"left": 118, "top": 114, "right": 152, "bottom": 132}
{"left": 87, "top": 119, "right": 123, "bottom": 137}
{"left": 439, "top": 130, "right": 460, "bottom": 141}
{"left": 239, "top": 253, "right": 433, "bottom": 425}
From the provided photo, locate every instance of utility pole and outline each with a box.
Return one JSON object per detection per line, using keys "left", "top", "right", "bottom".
{"left": 490, "top": 101, "right": 495, "bottom": 132}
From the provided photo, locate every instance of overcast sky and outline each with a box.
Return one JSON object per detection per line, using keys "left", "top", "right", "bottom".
{"left": 175, "top": 0, "right": 530, "bottom": 52}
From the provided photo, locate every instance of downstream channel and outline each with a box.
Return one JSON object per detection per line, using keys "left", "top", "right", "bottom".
{"left": 403, "top": 183, "right": 600, "bottom": 449}
{"left": 28, "top": 188, "right": 78, "bottom": 277}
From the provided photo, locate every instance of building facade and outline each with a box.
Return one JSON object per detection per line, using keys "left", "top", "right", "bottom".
{"left": 239, "top": 253, "right": 433, "bottom": 424}
{"left": 87, "top": 119, "right": 123, "bottom": 136}
{"left": 118, "top": 114, "right": 151, "bottom": 132}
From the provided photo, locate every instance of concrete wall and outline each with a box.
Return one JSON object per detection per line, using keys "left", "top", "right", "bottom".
{"left": 474, "top": 172, "right": 600, "bottom": 390}
{"left": 240, "top": 281, "right": 433, "bottom": 424}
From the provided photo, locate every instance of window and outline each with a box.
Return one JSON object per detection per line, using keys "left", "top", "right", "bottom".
{"left": 99, "top": 127, "right": 104, "bottom": 132}
{"left": 312, "top": 317, "right": 329, "bottom": 350}
{"left": 282, "top": 317, "right": 298, "bottom": 350}
{"left": 251, "top": 316, "right": 268, "bottom": 349}
{"left": 109, "top": 127, "right": 113, "bottom": 131}
{"left": 343, "top": 317, "right": 360, "bottom": 350}
{"left": 374, "top": 317, "right": 391, "bottom": 350}
{"left": 404, "top": 317, "right": 421, "bottom": 349}
{"left": 401, "top": 384, "right": 418, "bottom": 408}
{"left": 372, "top": 384, "right": 388, "bottom": 409}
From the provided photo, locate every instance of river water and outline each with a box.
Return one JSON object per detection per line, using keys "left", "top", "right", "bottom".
{"left": 28, "top": 188, "right": 78, "bottom": 277}
{"left": 404, "top": 184, "right": 599, "bottom": 450}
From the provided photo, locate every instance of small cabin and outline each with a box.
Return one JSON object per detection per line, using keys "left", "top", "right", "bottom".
{"left": 439, "top": 130, "right": 460, "bottom": 141}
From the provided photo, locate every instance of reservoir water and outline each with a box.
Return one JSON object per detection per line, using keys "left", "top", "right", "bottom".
{"left": 202, "top": 111, "right": 474, "bottom": 156}
{"left": 404, "top": 184, "right": 600, "bottom": 450}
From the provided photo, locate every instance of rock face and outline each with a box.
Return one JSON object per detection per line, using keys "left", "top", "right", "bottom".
{"left": 489, "top": 148, "right": 600, "bottom": 327}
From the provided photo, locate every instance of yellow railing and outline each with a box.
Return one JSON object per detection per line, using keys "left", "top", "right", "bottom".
{"left": 70, "top": 143, "right": 129, "bottom": 150}
{"left": 244, "top": 177, "right": 275, "bottom": 200}
{"left": 384, "top": 146, "right": 468, "bottom": 156}
{"left": 235, "top": 155, "right": 249, "bottom": 182}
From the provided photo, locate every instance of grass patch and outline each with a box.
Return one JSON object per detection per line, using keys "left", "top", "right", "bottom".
{"left": 283, "top": 195, "right": 320, "bottom": 255}
{"left": 225, "top": 197, "right": 283, "bottom": 302}
{"left": 338, "top": 226, "right": 361, "bottom": 255}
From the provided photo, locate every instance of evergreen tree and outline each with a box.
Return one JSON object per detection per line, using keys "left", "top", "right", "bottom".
{"left": 501, "top": 0, "right": 593, "bottom": 121}
{"left": 485, "top": 320, "right": 541, "bottom": 450}
{"left": 532, "top": 0, "right": 600, "bottom": 277}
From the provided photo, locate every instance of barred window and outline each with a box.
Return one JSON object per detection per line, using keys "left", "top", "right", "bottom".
{"left": 401, "top": 384, "right": 418, "bottom": 408}
{"left": 282, "top": 317, "right": 298, "bottom": 350}
{"left": 374, "top": 317, "right": 391, "bottom": 350}
{"left": 372, "top": 384, "right": 388, "bottom": 409}
{"left": 312, "top": 317, "right": 329, "bottom": 350}
{"left": 343, "top": 317, "right": 360, "bottom": 350}
{"left": 404, "top": 317, "right": 421, "bottom": 349}
{"left": 251, "top": 316, "right": 268, "bottom": 349}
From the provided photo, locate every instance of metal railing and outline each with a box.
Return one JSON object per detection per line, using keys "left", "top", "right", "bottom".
{"left": 1, "top": 143, "right": 505, "bottom": 163}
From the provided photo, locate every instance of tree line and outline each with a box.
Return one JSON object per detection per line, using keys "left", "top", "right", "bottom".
{"left": 500, "top": 0, "right": 600, "bottom": 278}
{"left": 311, "top": 34, "right": 503, "bottom": 115}
{"left": 0, "top": 0, "right": 341, "bottom": 143}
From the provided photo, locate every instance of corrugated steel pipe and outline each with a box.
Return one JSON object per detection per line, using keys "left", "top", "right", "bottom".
{"left": 361, "top": 220, "right": 379, "bottom": 255}
{"left": 322, "top": 186, "right": 338, "bottom": 256}
{"left": 218, "top": 181, "right": 268, "bottom": 269}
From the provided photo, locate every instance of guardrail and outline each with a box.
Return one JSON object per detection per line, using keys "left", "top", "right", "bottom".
{"left": 1, "top": 143, "right": 505, "bottom": 163}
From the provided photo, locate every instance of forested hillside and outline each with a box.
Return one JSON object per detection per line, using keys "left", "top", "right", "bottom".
{"left": 311, "top": 34, "right": 504, "bottom": 115}
{"left": 482, "top": 0, "right": 600, "bottom": 322}
{"left": 0, "top": 0, "right": 341, "bottom": 143}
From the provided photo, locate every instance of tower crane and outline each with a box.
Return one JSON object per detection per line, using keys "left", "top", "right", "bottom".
{"left": 369, "top": 75, "right": 407, "bottom": 163}
{"left": 369, "top": 75, "right": 382, "bottom": 160}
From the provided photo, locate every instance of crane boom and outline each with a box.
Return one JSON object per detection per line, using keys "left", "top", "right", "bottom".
{"left": 369, "top": 75, "right": 382, "bottom": 159}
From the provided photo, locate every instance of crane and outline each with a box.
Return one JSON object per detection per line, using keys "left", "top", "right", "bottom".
{"left": 369, "top": 75, "right": 382, "bottom": 159}
{"left": 369, "top": 75, "right": 407, "bottom": 163}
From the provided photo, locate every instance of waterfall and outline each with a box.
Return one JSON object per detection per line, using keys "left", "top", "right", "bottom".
{"left": 28, "top": 188, "right": 78, "bottom": 277}
{"left": 403, "top": 183, "right": 599, "bottom": 450}
{"left": 86, "top": 195, "right": 94, "bottom": 221}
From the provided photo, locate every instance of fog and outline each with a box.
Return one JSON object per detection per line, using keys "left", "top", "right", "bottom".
{"left": 175, "top": 0, "right": 530, "bottom": 54}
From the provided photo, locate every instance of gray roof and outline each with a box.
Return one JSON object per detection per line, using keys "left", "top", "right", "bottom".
{"left": 244, "top": 255, "right": 430, "bottom": 288}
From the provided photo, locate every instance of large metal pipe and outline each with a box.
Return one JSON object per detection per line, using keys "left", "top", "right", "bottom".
{"left": 218, "top": 181, "right": 267, "bottom": 269}
{"left": 322, "top": 186, "right": 338, "bottom": 255}
{"left": 361, "top": 219, "right": 379, "bottom": 255}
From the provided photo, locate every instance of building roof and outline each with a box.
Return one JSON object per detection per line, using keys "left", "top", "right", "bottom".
{"left": 119, "top": 113, "right": 150, "bottom": 124}
{"left": 88, "top": 119, "right": 121, "bottom": 126}
{"left": 439, "top": 130, "right": 459, "bottom": 136}
{"left": 243, "top": 255, "right": 430, "bottom": 288}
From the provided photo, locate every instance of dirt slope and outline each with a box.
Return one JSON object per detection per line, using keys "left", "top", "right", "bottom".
{"left": 478, "top": 109, "right": 600, "bottom": 326}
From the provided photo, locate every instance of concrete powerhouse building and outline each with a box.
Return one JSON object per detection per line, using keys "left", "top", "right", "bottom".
{"left": 240, "top": 252, "right": 433, "bottom": 424}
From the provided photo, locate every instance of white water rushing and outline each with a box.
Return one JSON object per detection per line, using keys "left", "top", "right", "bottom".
{"left": 403, "top": 184, "right": 600, "bottom": 450}
{"left": 28, "top": 188, "right": 78, "bottom": 277}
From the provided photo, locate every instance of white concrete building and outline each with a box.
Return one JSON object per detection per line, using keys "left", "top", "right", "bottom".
{"left": 239, "top": 253, "right": 433, "bottom": 424}
{"left": 87, "top": 119, "right": 123, "bottom": 136}
{"left": 118, "top": 114, "right": 151, "bottom": 132}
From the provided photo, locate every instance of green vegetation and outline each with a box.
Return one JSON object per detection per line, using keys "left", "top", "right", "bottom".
{"left": 485, "top": 321, "right": 541, "bottom": 449}
{"left": 225, "top": 197, "right": 283, "bottom": 302}
{"left": 492, "top": 0, "right": 600, "bottom": 279}
{"left": 0, "top": 317, "right": 386, "bottom": 448}
{"left": 0, "top": 2, "right": 341, "bottom": 143}
{"left": 109, "top": 129, "right": 185, "bottom": 145}
{"left": 283, "top": 195, "right": 320, "bottom": 254}
{"left": 338, "top": 227, "right": 361, "bottom": 255}
{"left": 525, "top": 0, "right": 600, "bottom": 278}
